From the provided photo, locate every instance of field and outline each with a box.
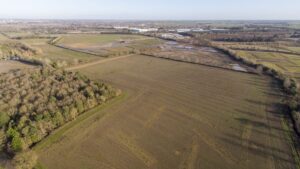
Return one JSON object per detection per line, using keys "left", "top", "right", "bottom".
{"left": 0, "top": 60, "right": 34, "bottom": 73}
{"left": 37, "top": 55, "right": 296, "bottom": 169}
{"left": 56, "top": 34, "right": 250, "bottom": 72}
{"left": 20, "top": 38, "right": 102, "bottom": 65}
{"left": 55, "top": 34, "right": 163, "bottom": 56}
{"left": 147, "top": 41, "right": 249, "bottom": 72}
{"left": 221, "top": 41, "right": 300, "bottom": 82}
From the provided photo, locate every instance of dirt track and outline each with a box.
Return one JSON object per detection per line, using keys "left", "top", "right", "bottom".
{"left": 66, "top": 54, "right": 133, "bottom": 71}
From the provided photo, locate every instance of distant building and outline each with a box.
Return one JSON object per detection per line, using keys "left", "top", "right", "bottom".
{"left": 113, "top": 26, "right": 158, "bottom": 33}
{"left": 129, "top": 28, "right": 158, "bottom": 33}
{"left": 177, "top": 29, "right": 191, "bottom": 33}
{"left": 191, "top": 28, "right": 208, "bottom": 32}
{"left": 161, "top": 33, "right": 185, "bottom": 40}
{"left": 210, "top": 28, "right": 229, "bottom": 32}
{"left": 114, "top": 26, "right": 129, "bottom": 30}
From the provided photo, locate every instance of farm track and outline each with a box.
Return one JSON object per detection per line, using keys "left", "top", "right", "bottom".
{"left": 38, "top": 55, "right": 297, "bottom": 169}
{"left": 51, "top": 44, "right": 107, "bottom": 57}
{"left": 66, "top": 54, "right": 133, "bottom": 71}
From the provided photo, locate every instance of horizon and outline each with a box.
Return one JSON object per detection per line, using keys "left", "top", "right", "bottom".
{"left": 0, "top": 0, "right": 300, "bottom": 20}
{"left": 1, "top": 18, "right": 300, "bottom": 21}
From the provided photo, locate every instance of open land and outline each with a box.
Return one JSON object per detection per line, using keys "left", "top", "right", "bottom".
{"left": 0, "top": 60, "right": 35, "bottom": 73}
{"left": 55, "top": 34, "right": 162, "bottom": 57}
{"left": 37, "top": 55, "right": 296, "bottom": 169}
{"left": 217, "top": 41, "right": 300, "bottom": 83}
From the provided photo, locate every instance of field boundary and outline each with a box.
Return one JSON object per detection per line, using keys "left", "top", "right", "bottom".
{"left": 66, "top": 54, "right": 133, "bottom": 70}
{"left": 33, "top": 93, "right": 128, "bottom": 152}
{"left": 51, "top": 44, "right": 109, "bottom": 58}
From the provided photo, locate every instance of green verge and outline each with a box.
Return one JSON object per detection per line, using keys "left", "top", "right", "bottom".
{"left": 33, "top": 92, "right": 128, "bottom": 152}
{"left": 282, "top": 118, "right": 300, "bottom": 169}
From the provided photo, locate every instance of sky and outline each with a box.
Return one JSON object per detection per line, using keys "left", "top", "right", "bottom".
{"left": 0, "top": 0, "right": 300, "bottom": 20}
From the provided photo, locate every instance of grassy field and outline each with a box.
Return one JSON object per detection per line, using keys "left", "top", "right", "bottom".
{"left": 56, "top": 34, "right": 163, "bottom": 56}
{"left": 218, "top": 42, "right": 300, "bottom": 82}
{"left": 58, "top": 34, "right": 144, "bottom": 45}
{"left": 37, "top": 55, "right": 296, "bottom": 169}
{"left": 0, "top": 34, "right": 8, "bottom": 41}
{"left": 0, "top": 60, "right": 35, "bottom": 73}
{"left": 1, "top": 31, "right": 35, "bottom": 38}
{"left": 20, "top": 38, "right": 102, "bottom": 65}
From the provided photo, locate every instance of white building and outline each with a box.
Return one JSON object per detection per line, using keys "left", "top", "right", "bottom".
{"left": 129, "top": 28, "right": 158, "bottom": 33}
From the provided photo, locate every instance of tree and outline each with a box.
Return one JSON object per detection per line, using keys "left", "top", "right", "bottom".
{"left": 284, "top": 78, "right": 291, "bottom": 90}
{"left": 0, "top": 112, "right": 10, "bottom": 128}
{"left": 7, "top": 128, "right": 24, "bottom": 153}
{"left": 12, "top": 150, "right": 37, "bottom": 169}
{"left": 52, "top": 111, "right": 64, "bottom": 127}
{"left": 256, "top": 65, "right": 263, "bottom": 75}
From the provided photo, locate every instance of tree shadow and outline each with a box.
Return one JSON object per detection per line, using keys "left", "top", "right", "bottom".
{"left": 235, "top": 108, "right": 280, "bottom": 123}
{"left": 219, "top": 134, "right": 296, "bottom": 165}
{"left": 235, "top": 117, "right": 286, "bottom": 133}
{"left": 231, "top": 126, "right": 285, "bottom": 140}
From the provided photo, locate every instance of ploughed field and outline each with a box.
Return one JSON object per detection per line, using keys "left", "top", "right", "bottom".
{"left": 37, "top": 55, "right": 296, "bottom": 169}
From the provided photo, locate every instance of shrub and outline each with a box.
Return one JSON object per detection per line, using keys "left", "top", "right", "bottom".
{"left": 0, "top": 112, "right": 10, "bottom": 128}
{"left": 292, "top": 111, "right": 300, "bottom": 134}
{"left": 12, "top": 150, "right": 37, "bottom": 169}
{"left": 7, "top": 128, "right": 24, "bottom": 153}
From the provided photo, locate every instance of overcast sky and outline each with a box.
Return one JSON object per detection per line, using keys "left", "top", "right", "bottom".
{"left": 0, "top": 0, "right": 299, "bottom": 20}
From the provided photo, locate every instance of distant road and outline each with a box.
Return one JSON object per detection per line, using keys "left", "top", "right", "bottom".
{"left": 66, "top": 54, "right": 133, "bottom": 71}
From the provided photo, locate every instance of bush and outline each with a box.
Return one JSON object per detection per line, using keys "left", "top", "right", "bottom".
{"left": 12, "top": 150, "right": 37, "bottom": 169}
{"left": 7, "top": 128, "right": 24, "bottom": 153}
{"left": 0, "top": 112, "right": 10, "bottom": 128}
{"left": 292, "top": 111, "right": 300, "bottom": 133}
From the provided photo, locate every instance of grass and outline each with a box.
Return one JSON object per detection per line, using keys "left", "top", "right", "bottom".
{"left": 288, "top": 47, "right": 300, "bottom": 53}
{"left": 235, "top": 50, "right": 300, "bottom": 75}
{"left": 0, "top": 34, "right": 8, "bottom": 42}
{"left": 56, "top": 34, "right": 163, "bottom": 56}
{"left": 20, "top": 38, "right": 101, "bottom": 64}
{"left": 58, "top": 34, "right": 145, "bottom": 45}
{"left": 282, "top": 119, "right": 300, "bottom": 169}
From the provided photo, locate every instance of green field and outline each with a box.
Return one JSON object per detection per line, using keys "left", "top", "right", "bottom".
{"left": 20, "top": 38, "right": 102, "bottom": 65}
{"left": 0, "top": 34, "right": 8, "bottom": 41}
{"left": 55, "top": 34, "right": 163, "bottom": 56}
{"left": 37, "top": 55, "right": 296, "bottom": 169}
{"left": 218, "top": 41, "right": 300, "bottom": 82}
{"left": 58, "top": 34, "right": 145, "bottom": 45}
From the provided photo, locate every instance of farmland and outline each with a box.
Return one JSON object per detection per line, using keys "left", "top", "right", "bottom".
{"left": 20, "top": 38, "right": 101, "bottom": 65}
{"left": 215, "top": 41, "right": 300, "bottom": 82}
{"left": 55, "top": 34, "right": 163, "bottom": 57}
{"left": 53, "top": 34, "right": 250, "bottom": 72}
{"left": 0, "top": 61, "right": 34, "bottom": 73}
{"left": 37, "top": 55, "right": 296, "bottom": 169}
